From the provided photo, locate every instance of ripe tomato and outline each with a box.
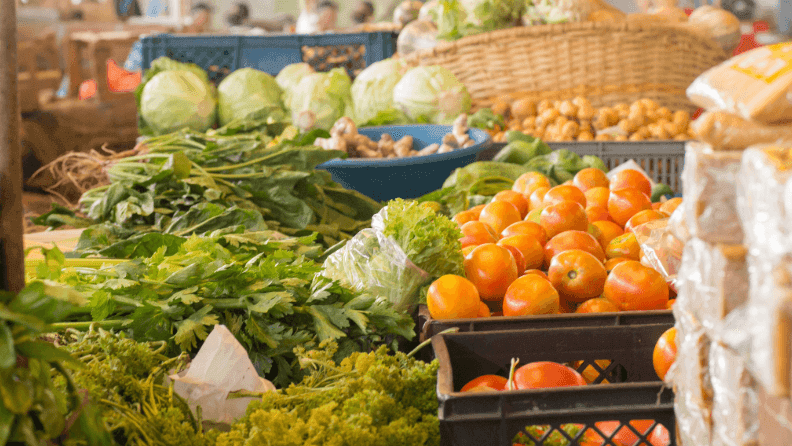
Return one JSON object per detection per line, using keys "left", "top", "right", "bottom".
{"left": 513, "top": 361, "right": 587, "bottom": 389}
{"left": 543, "top": 185, "right": 587, "bottom": 208}
{"left": 494, "top": 190, "right": 529, "bottom": 219}
{"left": 592, "top": 221, "right": 624, "bottom": 249}
{"left": 576, "top": 297, "right": 621, "bottom": 313}
{"left": 523, "top": 269, "right": 549, "bottom": 281}
{"left": 462, "top": 245, "right": 477, "bottom": 258}
{"left": 499, "top": 235, "right": 544, "bottom": 271}
{"left": 464, "top": 243, "right": 519, "bottom": 301}
{"left": 453, "top": 210, "right": 478, "bottom": 227}
{"left": 540, "top": 201, "right": 589, "bottom": 239}
{"left": 659, "top": 197, "right": 682, "bottom": 215}
{"left": 610, "top": 169, "right": 652, "bottom": 197}
{"left": 603, "top": 261, "right": 669, "bottom": 311}
{"left": 604, "top": 257, "right": 631, "bottom": 273}
{"left": 513, "top": 172, "right": 551, "bottom": 197}
{"left": 608, "top": 188, "right": 652, "bottom": 227}
{"left": 648, "top": 423, "right": 671, "bottom": 446}
{"left": 572, "top": 359, "right": 613, "bottom": 384}
{"left": 529, "top": 187, "right": 550, "bottom": 211}
{"left": 468, "top": 204, "right": 487, "bottom": 219}
{"left": 526, "top": 207, "right": 544, "bottom": 224}
{"left": 501, "top": 244, "right": 527, "bottom": 275}
{"left": 605, "top": 232, "right": 641, "bottom": 261}
{"left": 586, "top": 205, "right": 611, "bottom": 223}
{"left": 501, "top": 221, "right": 548, "bottom": 246}
{"left": 461, "top": 374, "right": 508, "bottom": 392}
{"left": 503, "top": 274, "right": 559, "bottom": 316}
{"left": 548, "top": 249, "right": 608, "bottom": 303}
{"left": 666, "top": 299, "right": 675, "bottom": 310}
{"left": 653, "top": 327, "right": 677, "bottom": 381}
{"left": 480, "top": 200, "right": 522, "bottom": 235}
{"left": 574, "top": 168, "right": 610, "bottom": 192}
{"left": 624, "top": 210, "right": 666, "bottom": 234}
{"left": 477, "top": 301, "right": 491, "bottom": 318}
{"left": 590, "top": 420, "right": 665, "bottom": 446}
{"left": 585, "top": 187, "right": 610, "bottom": 209}
{"left": 544, "top": 230, "right": 606, "bottom": 267}
{"left": 427, "top": 275, "right": 481, "bottom": 320}
{"left": 460, "top": 221, "right": 499, "bottom": 248}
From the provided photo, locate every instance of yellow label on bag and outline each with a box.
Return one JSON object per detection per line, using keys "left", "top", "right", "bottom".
{"left": 732, "top": 43, "right": 792, "bottom": 84}
{"left": 763, "top": 145, "right": 792, "bottom": 171}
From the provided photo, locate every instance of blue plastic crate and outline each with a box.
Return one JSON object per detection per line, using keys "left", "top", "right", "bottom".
{"left": 140, "top": 32, "right": 397, "bottom": 83}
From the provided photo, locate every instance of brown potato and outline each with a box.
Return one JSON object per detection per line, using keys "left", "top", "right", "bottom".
{"left": 618, "top": 117, "right": 641, "bottom": 134}
{"left": 572, "top": 96, "right": 592, "bottom": 109}
{"left": 522, "top": 116, "right": 537, "bottom": 129}
{"left": 561, "top": 121, "right": 580, "bottom": 138}
{"left": 673, "top": 110, "right": 691, "bottom": 127}
{"left": 654, "top": 106, "right": 673, "bottom": 122}
{"left": 579, "top": 120, "right": 593, "bottom": 132}
{"left": 492, "top": 101, "right": 510, "bottom": 120}
{"left": 512, "top": 98, "right": 537, "bottom": 119}
{"left": 559, "top": 100, "right": 578, "bottom": 118}
{"left": 595, "top": 133, "right": 613, "bottom": 141}
{"left": 614, "top": 103, "right": 631, "bottom": 120}
{"left": 577, "top": 103, "right": 596, "bottom": 121}
{"left": 629, "top": 133, "right": 645, "bottom": 141}
{"left": 539, "top": 108, "right": 561, "bottom": 125}
{"left": 577, "top": 131, "right": 595, "bottom": 141}
{"left": 537, "top": 99, "right": 554, "bottom": 115}
{"left": 638, "top": 98, "right": 659, "bottom": 111}
{"left": 614, "top": 134, "right": 629, "bottom": 141}
{"left": 674, "top": 133, "right": 689, "bottom": 141}
{"left": 633, "top": 126, "right": 651, "bottom": 139}
{"left": 648, "top": 123, "right": 671, "bottom": 139}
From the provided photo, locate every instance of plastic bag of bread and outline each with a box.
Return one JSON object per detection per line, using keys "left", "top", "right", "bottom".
{"left": 683, "top": 142, "right": 743, "bottom": 244}
{"left": 692, "top": 111, "right": 792, "bottom": 151}
{"left": 688, "top": 43, "right": 792, "bottom": 125}
{"left": 709, "top": 341, "right": 760, "bottom": 446}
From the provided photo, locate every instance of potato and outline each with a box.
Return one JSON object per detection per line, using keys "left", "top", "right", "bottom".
{"left": 561, "top": 121, "right": 580, "bottom": 139}
{"left": 633, "top": 126, "right": 651, "bottom": 139}
{"left": 629, "top": 133, "right": 646, "bottom": 141}
{"left": 579, "top": 120, "right": 593, "bottom": 133}
{"left": 512, "top": 98, "right": 537, "bottom": 119}
{"left": 638, "top": 98, "right": 659, "bottom": 111}
{"left": 492, "top": 101, "right": 510, "bottom": 120}
{"left": 614, "top": 134, "right": 629, "bottom": 141}
{"left": 614, "top": 103, "right": 631, "bottom": 120}
{"left": 674, "top": 133, "right": 689, "bottom": 140}
{"left": 595, "top": 133, "right": 613, "bottom": 141}
{"left": 673, "top": 110, "right": 691, "bottom": 127}
{"left": 522, "top": 116, "right": 537, "bottom": 129}
{"left": 577, "top": 103, "right": 596, "bottom": 120}
{"left": 539, "top": 108, "right": 561, "bottom": 125}
{"left": 648, "top": 123, "right": 671, "bottom": 139}
{"left": 572, "top": 96, "right": 592, "bottom": 109}
{"left": 578, "top": 131, "right": 595, "bottom": 141}
{"left": 537, "top": 99, "right": 554, "bottom": 115}
{"left": 619, "top": 117, "right": 641, "bottom": 134}
{"left": 555, "top": 115, "right": 570, "bottom": 128}
{"left": 559, "top": 100, "right": 578, "bottom": 118}
{"left": 654, "top": 106, "right": 673, "bottom": 122}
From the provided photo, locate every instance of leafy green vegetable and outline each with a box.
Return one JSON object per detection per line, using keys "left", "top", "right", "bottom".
{"left": 351, "top": 58, "right": 409, "bottom": 127}
{"left": 436, "top": 0, "right": 522, "bottom": 40}
{"left": 31, "top": 203, "right": 93, "bottom": 229}
{"left": 393, "top": 66, "right": 472, "bottom": 124}
{"left": 467, "top": 108, "right": 505, "bottom": 130}
{"left": 493, "top": 139, "right": 551, "bottom": 165}
{"left": 651, "top": 183, "right": 675, "bottom": 203}
{"left": 214, "top": 341, "right": 439, "bottom": 446}
{"left": 35, "top": 231, "right": 414, "bottom": 387}
{"left": 581, "top": 155, "right": 608, "bottom": 173}
{"left": 138, "top": 70, "right": 217, "bottom": 136}
{"left": 289, "top": 68, "right": 354, "bottom": 131}
{"left": 217, "top": 68, "right": 285, "bottom": 127}
{"left": 275, "top": 63, "right": 315, "bottom": 111}
{"left": 544, "top": 149, "right": 585, "bottom": 173}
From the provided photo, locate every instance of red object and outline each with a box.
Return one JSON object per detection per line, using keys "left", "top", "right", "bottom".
{"left": 692, "top": 108, "right": 704, "bottom": 120}
{"left": 684, "top": 8, "right": 693, "bottom": 16}
{"left": 78, "top": 79, "right": 97, "bottom": 100}
{"left": 107, "top": 59, "right": 141, "bottom": 92}
{"left": 733, "top": 21, "right": 768, "bottom": 56}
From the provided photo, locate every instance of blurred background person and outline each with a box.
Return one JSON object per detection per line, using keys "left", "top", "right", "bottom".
{"left": 297, "top": 0, "right": 338, "bottom": 33}
{"left": 226, "top": 1, "right": 253, "bottom": 33}
{"left": 316, "top": 1, "right": 339, "bottom": 32}
{"left": 183, "top": 2, "right": 214, "bottom": 33}
{"left": 296, "top": 0, "right": 319, "bottom": 33}
{"left": 352, "top": 1, "right": 375, "bottom": 25}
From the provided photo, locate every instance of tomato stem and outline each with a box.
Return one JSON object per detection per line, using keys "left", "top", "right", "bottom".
{"left": 507, "top": 357, "right": 520, "bottom": 391}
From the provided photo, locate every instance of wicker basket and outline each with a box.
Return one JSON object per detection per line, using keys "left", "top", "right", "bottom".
{"left": 403, "top": 21, "right": 729, "bottom": 114}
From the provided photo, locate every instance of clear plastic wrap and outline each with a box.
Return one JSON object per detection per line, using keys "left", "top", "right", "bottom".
{"left": 682, "top": 142, "right": 744, "bottom": 244}
{"left": 677, "top": 238, "right": 748, "bottom": 340}
{"left": 757, "top": 384, "right": 792, "bottom": 444}
{"left": 633, "top": 218, "right": 683, "bottom": 293}
{"left": 736, "top": 145, "right": 792, "bottom": 261}
{"left": 692, "top": 110, "right": 792, "bottom": 151}
{"left": 668, "top": 204, "right": 691, "bottom": 244}
{"left": 670, "top": 307, "right": 713, "bottom": 446}
{"left": 686, "top": 43, "right": 792, "bottom": 125}
{"left": 322, "top": 207, "right": 431, "bottom": 313}
{"left": 709, "top": 341, "right": 760, "bottom": 446}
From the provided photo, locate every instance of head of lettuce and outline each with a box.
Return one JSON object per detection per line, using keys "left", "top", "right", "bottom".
{"left": 217, "top": 67, "right": 286, "bottom": 127}
{"left": 138, "top": 69, "right": 217, "bottom": 136}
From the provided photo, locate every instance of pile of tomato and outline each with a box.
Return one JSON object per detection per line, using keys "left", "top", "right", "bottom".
{"left": 427, "top": 167, "right": 683, "bottom": 321}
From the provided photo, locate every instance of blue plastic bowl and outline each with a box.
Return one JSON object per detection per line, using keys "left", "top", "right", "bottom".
{"left": 317, "top": 125, "right": 492, "bottom": 202}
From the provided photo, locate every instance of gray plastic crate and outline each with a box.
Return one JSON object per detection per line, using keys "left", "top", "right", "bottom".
{"left": 479, "top": 141, "right": 686, "bottom": 194}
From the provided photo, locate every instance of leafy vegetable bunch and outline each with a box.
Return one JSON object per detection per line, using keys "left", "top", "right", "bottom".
{"left": 32, "top": 229, "right": 414, "bottom": 388}
{"left": 214, "top": 340, "right": 440, "bottom": 446}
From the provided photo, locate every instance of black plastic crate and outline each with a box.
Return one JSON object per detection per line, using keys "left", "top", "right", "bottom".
{"left": 418, "top": 305, "right": 673, "bottom": 361}
{"left": 140, "top": 32, "right": 397, "bottom": 83}
{"left": 477, "top": 141, "right": 685, "bottom": 194}
{"left": 433, "top": 324, "right": 676, "bottom": 446}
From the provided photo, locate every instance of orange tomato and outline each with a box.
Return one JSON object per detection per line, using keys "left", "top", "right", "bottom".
{"left": 543, "top": 185, "right": 587, "bottom": 208}
{"left": 648, "top": 424, "right": 672, "bottom": 446}
{"left": 590, "top": 421, "right": 665, "bottom": 446}
{"left": 464, "top": 243, "right": 519, "bottom": 301}
{"left": 604, "top": 257, "right": 631, "bottom": 273}
{"left": 501, "top": 244, "right": 527, "bottom": 275}
{"left": 494, "top": 190, "right": 529, "bottom": 219}
{"left": 659, "top": 197, "right": 682, "bottom": 215}
{"left": 573, "top": 359, "right": 613, "bottom": 384}
{"left": 477, "top": 301, "right": 491, "bottom": 318}
{"left": 526, "top": 207, "right": 544, "bottom": 224}
{"left": 624, "top": 209, "right": 666, "bottom": 233}
{"left": 460, "top": 221, "right": 499, "bottom": 248}
{"left": 544, "top": 230, "right": 606, "bottom": 267}
{"left": 499, "top": 235, "right": 544, "bottom": 271}
{"left": 523, "top": 269, "right": 549, "bottom": 281}
{"left": 513, "top": 172, "right": 552, "bottom": 197}
{"left": 468, "top": 204, "right": 487, "bottom": 218}
{"left": 584, "top": 186, "right": 610, "bottom": 209}
{"left": 605, "top": 232, "right": 641, "bottom": 261}
{"left": 576, "top": 297, "right": 621, "bottom": 313}
{"left": 610, "top": 169, "right": 652, "bottom": 197}
{"left": 453, "top": 210, "right": 478, "bottom": 226}
{"left": 461, "top": 375, "right": 508, "bottom": 392}
{"left": 548, "top": 250, "right": 608, "bottom": 303}
{"left": 588, "top": 223, "right": 603, "bottom": 244}
{"left": 501, "top": 221, "right": 548, "bottom": 246}
{"left": 503, "top": 274, "right": 559, "bottom": 316}
{"left": 573, "top": 168, "right": 610, "bottom": 192}
{"left": 528, "top": 187, "right": 550, "bottom": 211}
{"left": 603, "top": 261, "right": 669, "bottom": 311}
{"left": 666, "top": 299, "right": 675, "bottom": 310}
{"left": 513, "top": 362, "right": 587, "bottom": 389}
{"left": 592, "top": 221, "right": 624, "bottom": 249}
{"left": 585, "top": 205, "right": 611, "bottom": 223}
{"left": 479, "top": 200, "right": 522, "bottom": 235}
{"left": 540, "top": 201, "right": 589, "bottom": 239}
{"left": 427, "top": 275, "right": 482, "bottom": 320}
{"left": 653, "top": 327, "right": 677, "bottom": 381}
{"left": 461, "top": 245, "right": 476, "bottom": 257}
{"left": 608, "top": 188, "right": 653, "bottom": 227}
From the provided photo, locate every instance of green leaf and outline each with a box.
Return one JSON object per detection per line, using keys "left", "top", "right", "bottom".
{"left": 246, "top": 316, "right": 279, "bottom": 349}
{"left": 0, "top": 323, "right": 14, "bottom": 369}
{"left": 174, "top": 305, "right": 219, "bottom": 351}
{"left": 0, "top": 306, "right": 46, "bottom": 333}
{"left": 15, "top": 341, "right": 83, "bottom": 368}
{"left": 0, "top": 403, "right": 13, "bottom": 445}
{"left": 166, "top": 152, "right": 193, "bottom": 179}
{"left": 89, "top": 290, "right": 116, "bottom": 321}
{"left": 0, "top": 368, "right": 33, "bottom": 414}
{"left": 169, "top": 287, "right": 201, "bottom": 305}
{"left": 305, "top": 306, "right": 347, "bottom": 341}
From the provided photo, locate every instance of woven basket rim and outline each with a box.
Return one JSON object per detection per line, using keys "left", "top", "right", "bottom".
{"left": 403, "top": 20, "right": 728, "bottom": 64}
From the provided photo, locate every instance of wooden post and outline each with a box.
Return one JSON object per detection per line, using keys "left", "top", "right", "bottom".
{"left": 0, "top": 0, "right": 26, "bottom": 293}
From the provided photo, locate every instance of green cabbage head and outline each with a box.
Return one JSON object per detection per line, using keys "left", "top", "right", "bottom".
{"left": 139, "top": 70, "right": 217, "bottom": 135}
{"left": 290, "top": 68, "right": 354, "bottom": 131}
{"left": 351, "top": 58, "right": 409, "bottom": 126}
{"left": 393, "top": 65, "right": 471, "bottom": 124}
{"left": 217, "top": 68, "right": 285, "bottom": 126}
{"left": 275, "top": 63, "right": 315, "bottom": 110}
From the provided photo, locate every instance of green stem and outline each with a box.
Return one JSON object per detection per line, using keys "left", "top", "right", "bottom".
{"left": 50, "top": 320, "right": 127, "bottom": 331}
{"left": 200, "top": 298, "right": 246, "bottom": 310}
{"left": 406, "top": 327, "right": 459, "bottom": 358}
